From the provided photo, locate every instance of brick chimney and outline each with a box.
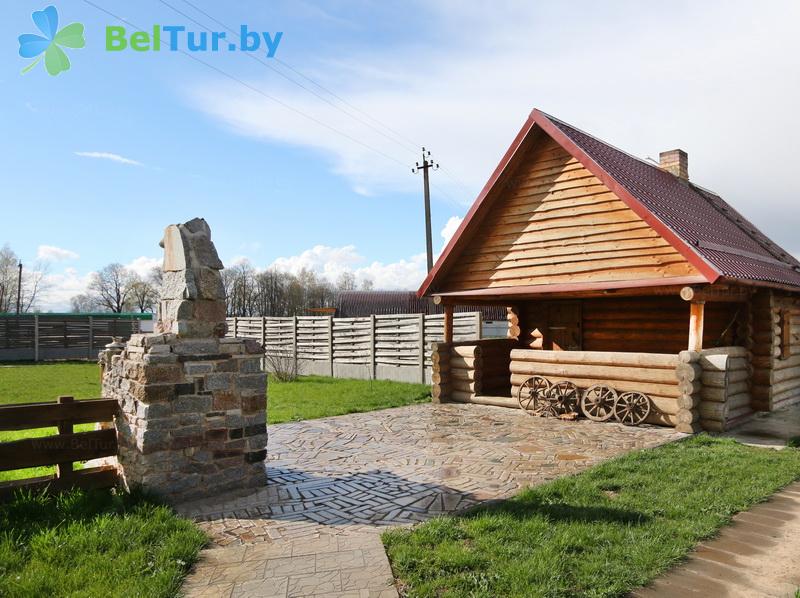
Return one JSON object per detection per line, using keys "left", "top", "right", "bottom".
{"left": 659, "top": 149, "right": 689, "bottom": 181}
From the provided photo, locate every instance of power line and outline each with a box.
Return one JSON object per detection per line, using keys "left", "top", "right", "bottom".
{"left": 83, "top": 0, "right": 474, "bottom": 207}
{"left": 81, "top": 0, "right": 411, "bottom": 171}
{"left": 172, "top": 0, "right": 483, "bottom": 200}
{"left": 157, "top": 0, "right": 420, "bottom": 158}
{"left": 175, "top": 0, "right": 422, "bottom": 153}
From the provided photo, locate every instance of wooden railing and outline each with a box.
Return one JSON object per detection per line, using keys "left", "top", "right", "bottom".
{"left": 0, "top": 396, "right": 119, "bottom": 500}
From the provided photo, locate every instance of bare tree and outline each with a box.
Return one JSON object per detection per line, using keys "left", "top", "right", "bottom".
{"left": 0, "top": 245, "right": 48, "bottom": 313}
{"left": 336, "top": 271, "right": 356, "bottom": 291}
{"left": 70, "top": 293, "right": 98, "bottom": 313}
{"left": 360, "top": 278, "right": 374, "bottom": 291}
{"left": 128, "top": 274, "right": 159, "bottom": 313}
{"left": 87, "top": 263, "right": 135, "bottom": 313}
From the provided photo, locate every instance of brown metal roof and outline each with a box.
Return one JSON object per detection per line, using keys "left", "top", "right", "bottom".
{"left": 543, "top": 113, "right": 800, "bottom": 289}
{"left": 418, "top": 109, "right": 800, "bottom": 297}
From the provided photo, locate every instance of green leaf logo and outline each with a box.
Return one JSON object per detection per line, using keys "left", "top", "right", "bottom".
{"left": 19, "top": 6, "right": 85, "bottom": 76}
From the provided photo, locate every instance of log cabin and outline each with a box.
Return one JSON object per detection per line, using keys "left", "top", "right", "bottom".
{"left": 419, "top": 109, "right": 800, "bottom": 433}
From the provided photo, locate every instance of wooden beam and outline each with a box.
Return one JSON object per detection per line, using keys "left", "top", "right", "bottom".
{"left": 680, "top": 285, "right": 750, "bottom": 303}
{"left": 688, "top": 301, "right": 705, "bottom": 351}
{"left": 443, "top": 304, "right": 454, "bottom": 343}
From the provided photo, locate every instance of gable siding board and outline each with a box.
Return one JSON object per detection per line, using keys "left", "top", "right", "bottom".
{"left": 440, "top": 142, "right": 700, "bottom": 292}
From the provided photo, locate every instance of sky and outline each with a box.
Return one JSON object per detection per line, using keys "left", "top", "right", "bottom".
{"left": 2, "top": 0, "right": 800, "bottom": 311}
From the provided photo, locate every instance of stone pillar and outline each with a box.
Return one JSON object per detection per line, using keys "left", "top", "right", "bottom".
{"left": 102, "top": 218, "right": 267, "bottom": 502}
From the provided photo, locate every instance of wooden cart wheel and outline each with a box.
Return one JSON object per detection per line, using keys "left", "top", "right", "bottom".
{"left": 548, "top": 380, "right": 580, "bottom": 415}
{"left": 580, "top": 384, "right": 618, "bottom": 422}
{"left": 614, "top": 391, "right": 651, "bottom": 426}
{"left": 517, "top": 375, "right": 551, "bottom": 416}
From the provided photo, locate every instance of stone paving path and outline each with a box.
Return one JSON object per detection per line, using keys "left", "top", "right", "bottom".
{"left": 178, "top": 403, "right": 682, "bottom": 597}
{"left": 633, "top": 481, "right": 800, "bottom": 597}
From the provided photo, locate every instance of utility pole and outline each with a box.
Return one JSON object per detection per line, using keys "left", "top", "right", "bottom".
{"left": 412, "top": 147, "right": 439, "bottom": 272}
{"left": 16, "top": 262, "right": 22, "bottom": 315}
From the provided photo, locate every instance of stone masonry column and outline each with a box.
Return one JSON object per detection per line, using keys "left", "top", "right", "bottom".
{"left": 102, "top": 218, "right": 267, "bottom": 502}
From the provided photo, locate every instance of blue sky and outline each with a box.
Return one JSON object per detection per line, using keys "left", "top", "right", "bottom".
{"left": 2, "top": 1, "right": 800, "bottom": 310}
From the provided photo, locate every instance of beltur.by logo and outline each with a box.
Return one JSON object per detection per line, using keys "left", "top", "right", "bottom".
{"left": 106, "top": 25, "right": 283, "bottom": 57}
{"left": 18, "top": 5, "right": 85, "bottom": 76}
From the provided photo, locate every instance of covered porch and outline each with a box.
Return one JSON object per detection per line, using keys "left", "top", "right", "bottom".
{"left": 431, "top": 283, "right": 756, "bottom": 433}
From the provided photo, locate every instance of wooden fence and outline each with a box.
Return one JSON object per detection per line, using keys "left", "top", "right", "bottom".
{"left": 0, "top": 314, "right": 148, "bottom": 362}
{"left": 0, "top": 396, "right": 119, "bottom": 500}
{"left": 228, "top": 312, "right": 482, "bottom": 384}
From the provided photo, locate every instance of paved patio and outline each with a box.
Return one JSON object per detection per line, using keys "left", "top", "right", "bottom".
{"left": 179, "top": 402, "right": 683, "bottom": 597}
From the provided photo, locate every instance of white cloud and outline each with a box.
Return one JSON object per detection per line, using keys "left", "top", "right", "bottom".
{"left": 271, "top": 245, "right": 364, "bottom": 280}
{"left": 37, "top": 245, "right": 79, "bottom": 262}
{"left": 266, "top": 217, "right": 457, "bottom": 290}
{"left": 269, "top": 245, "right": 427, "bottom": 290}
{"left": 125, "top": 256, "right": 160, "bottom": 278}
{"left": 74, "top": 151, "right": 143, "bottom": 166}
{"left": 39, "top": 267, "right": 93, "bottom": 312}
{"left": 440, "top": 216, "right": 463, "bottom": 248}
{"left": 187, "top": 0, "right": 800, "bottom": 252}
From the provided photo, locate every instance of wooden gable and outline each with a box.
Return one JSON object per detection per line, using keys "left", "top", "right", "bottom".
{"left": 439, "top": 136, "right": 701, "bottom": 292}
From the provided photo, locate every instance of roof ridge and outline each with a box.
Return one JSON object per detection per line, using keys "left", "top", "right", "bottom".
{"left": 537, "top": 110, "right": 670, "bottom": 177}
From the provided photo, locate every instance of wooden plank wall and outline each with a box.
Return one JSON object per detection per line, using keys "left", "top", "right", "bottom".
{"left": 440, "top": 137, "right": 700, "bottom": 292}
{"left": 227, "top": 313, "right": 481, "bottom": 370}
{"left": 516, "top": 296, "right": 740, "bottom": 354}
{"left": 0, "top": 315, "right": 141, "bottom": 351}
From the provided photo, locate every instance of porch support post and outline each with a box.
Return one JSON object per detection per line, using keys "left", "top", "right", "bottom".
{"left": 443, "top": 304, "right": 454, "bottom": 343}
{"left": 688, "top": 301, "right": 705, "bottom": 351}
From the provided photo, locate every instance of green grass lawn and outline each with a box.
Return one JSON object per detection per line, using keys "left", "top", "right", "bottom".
{"left": 0, "top": 362, "right": 429, "bottom": 481}
{"left": 0, "top": 361, "right": 102, "bottom": 405}
{"left": 383, "top": 435, "right": 800, "bottom": 598}
{"left": 0, "top": 488, "right": 206, "bottom": 597}
{"left": 268, "top": 375, "right": 430, "bottom": 423}
{"left": 0, "top": 362, "right": 102, "bottom": 483}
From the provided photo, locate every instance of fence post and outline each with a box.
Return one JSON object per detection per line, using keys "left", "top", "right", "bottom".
{"left": 370, "top": 314, "right": 376, "bottom": 380}
{"left": 88, "top": 316, "right": 94, "bottom": 359}
{"left": 292, "top": 315, "right": 298, "bottom": 360}
{"left": 475, "top": 311, "right": 482, "bottom": 339}
{"left": 34, "top": 314, "right": 39, "bottom": 363}
{"left": 260, "top": 316, "right": 266, "bottom": 348}
{"left": 418, "top": 313, "right": 425, "bottom": 383}
{"left": 328, "top": 316, "right": 334, "bottom": 377}
{"left": 232, "top": 316, "right": 238, "bottom": 337}
{"left": 56, "top": 396, "right": 74, "bottom": 482}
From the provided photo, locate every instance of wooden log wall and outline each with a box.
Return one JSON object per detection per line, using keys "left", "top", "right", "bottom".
{"left": 675, "top": 351, "right": 703, "bottom": 433}
{"left": 749, "top": 290, "right": 800, "bottom": 411}
{"left": 516, "top": 296, "right": 740, "bottom": 354}
{"left": 696, "top": 346, "right": 753, "bottom": 432}
{"left": 509, "top": 349, "right": 684, "bottom": 427}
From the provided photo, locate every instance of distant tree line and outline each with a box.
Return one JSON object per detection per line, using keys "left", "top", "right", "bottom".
{"left": 68, "top": 260, "right": 373, "bottom": 316}
{"left": 222, "top": 263, "right": 372, "bottom": 317}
